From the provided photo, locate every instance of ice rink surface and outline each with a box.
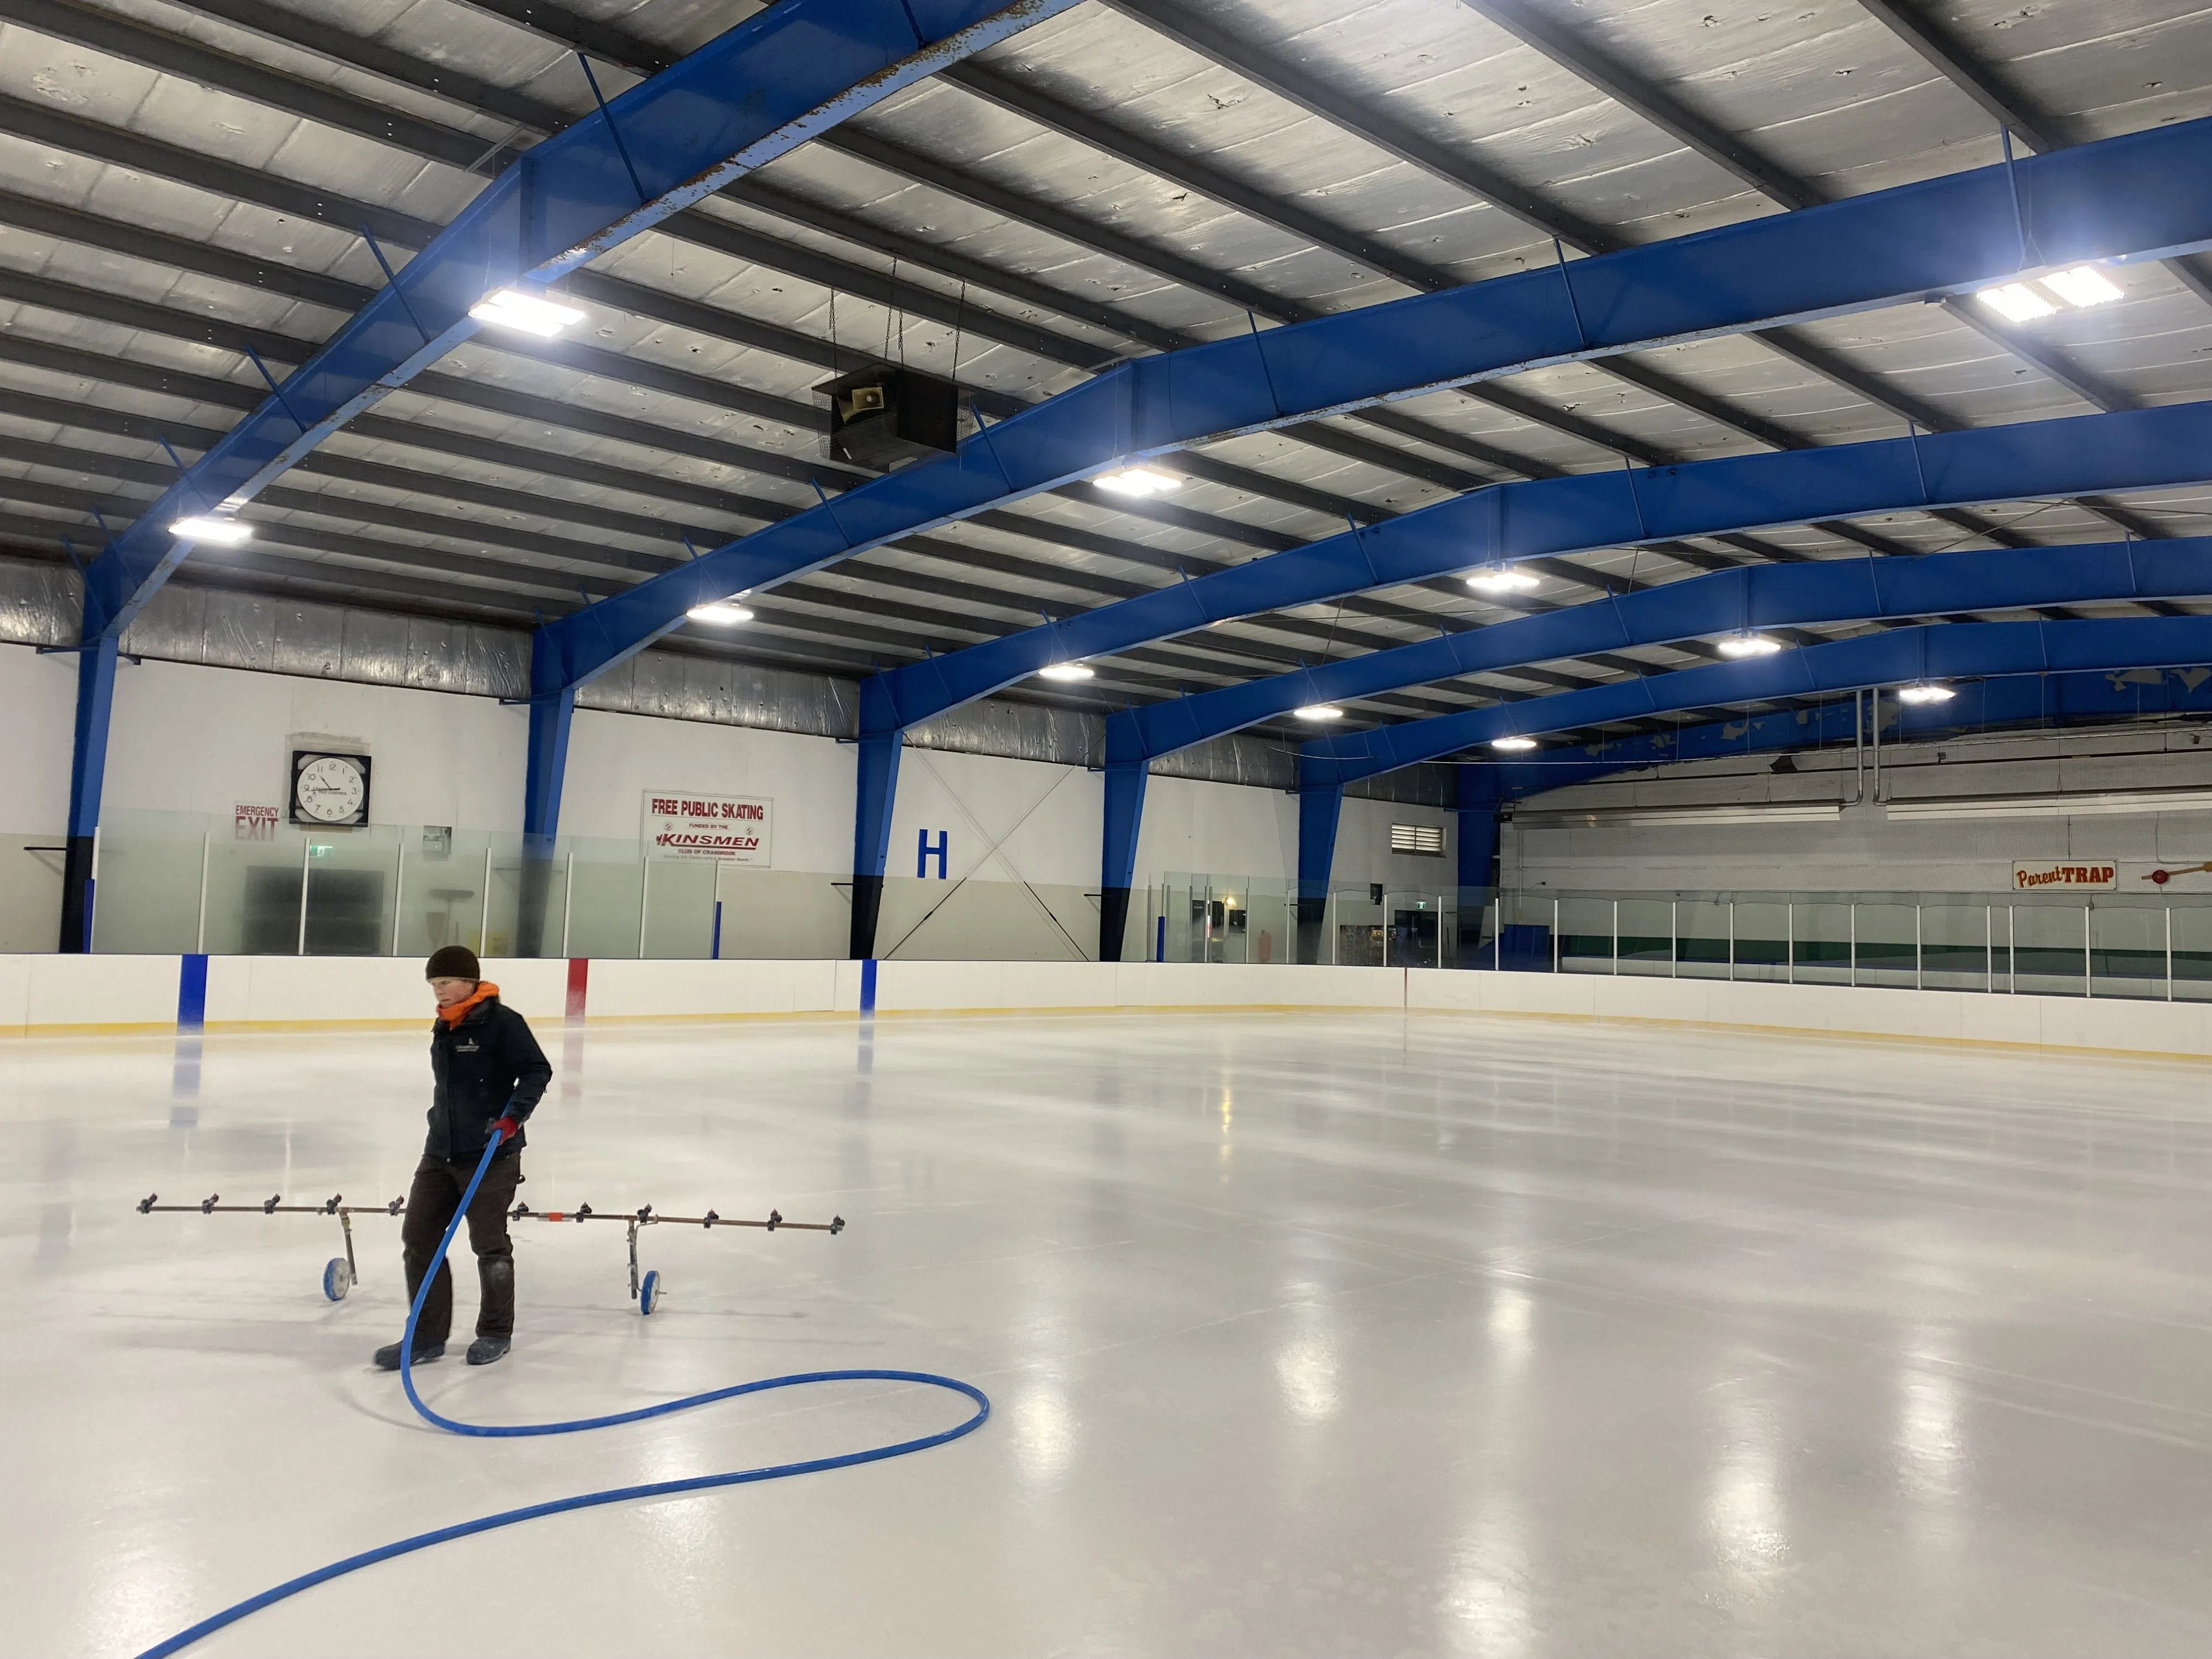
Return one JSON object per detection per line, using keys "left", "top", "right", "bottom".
{"left": 9, "top": 1007, "right": 2212, "bottom": 1657}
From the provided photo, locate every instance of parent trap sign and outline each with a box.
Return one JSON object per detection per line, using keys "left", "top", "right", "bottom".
{"left": 644, "top": 791, "right": 772, "bottom": 863}
{"left": 2012, "top": 859, "right": 2116, "bottom": 892}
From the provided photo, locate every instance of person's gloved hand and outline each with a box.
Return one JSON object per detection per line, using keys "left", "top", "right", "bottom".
{"left": 490, "top": 1116, "right": 520, "bottom": 1142}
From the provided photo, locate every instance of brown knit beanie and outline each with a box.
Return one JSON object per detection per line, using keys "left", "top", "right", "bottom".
{"left": 424, "top": 944, "right": 481, "bottom": 982}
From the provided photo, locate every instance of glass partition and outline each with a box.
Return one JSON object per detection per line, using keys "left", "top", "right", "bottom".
{"left": 1676, "top": 900, "right": 1731, "bottom": 981}
{"left": 1558, "top": 896, "right": 1615, "bottom": 975}
{"left": 1733, "top": 901, "right": 1790, "bottom": 983}
{"left": 71, "top": 815, "right": 2212, "bottom": 999}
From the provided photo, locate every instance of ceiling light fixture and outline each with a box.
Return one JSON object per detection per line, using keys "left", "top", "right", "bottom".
{"left": 1039, "top": 661, "right": 1095, "bottom": 681}
{"left": 1975, "top": 281, "right": 2057, "bottom": 324}
{"left": 1467, "top": 565, "right": 1540, "bottom": 594}
{"left": 2041, "top": 265, "right": 2125, "bottom": 308}
{"left": 468, "top": 288, "right": 587, "bottom": 338}
{"left": 1295, "top": 704, "right": 1344, "bottom": 721}
{"left": 1491, "top": 734, "right": 1538, "bottom": 752}
{"left": 1896, "top": 682, "right": 1956, "bottom": 705}
{"left": 686, "top": 602, "right": 753, "bottom": 624}
{"left": 1717, "top": 633, "right": 1783, "bottom": 658}
{"left": 1093, "top": 466, "right": 1180, "bottom": 497}
{"left": 169, "top": 515, "right": 252, "bottom": 545}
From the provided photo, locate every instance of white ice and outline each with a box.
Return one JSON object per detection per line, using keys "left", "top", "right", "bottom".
{"left": 9, "top": 1009, "right": 2212, "bottom": 1656}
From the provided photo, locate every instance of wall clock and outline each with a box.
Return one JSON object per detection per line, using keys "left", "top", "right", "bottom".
{"left": 290, "top": 750, "right": 372, "bottom": 827}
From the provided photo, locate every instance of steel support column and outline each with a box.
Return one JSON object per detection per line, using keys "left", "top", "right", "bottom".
{"left": 1099, "top": 759, "right": 1149, "bottom": 963}
{"left": 1457, "top": 766, "right": 1504, "bottom": 967}
{"left": 850, "top": 731, "right": 904, "bottom": 961}
{"left": 59, "top": 636, "right": 118, "bottom": 954}
{"left": 1296, "top": 784, "right": 1344, "bottom": 965}
{"left": 516, "top": 688, "right": 575, "bottom": 959}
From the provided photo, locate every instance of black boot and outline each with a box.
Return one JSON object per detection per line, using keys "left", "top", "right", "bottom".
{"left": 466, "top": 1335, "right": 511, "bottom": 1366}
{"left": 374, "top": 1337, "right": 445, "bottom": 1371}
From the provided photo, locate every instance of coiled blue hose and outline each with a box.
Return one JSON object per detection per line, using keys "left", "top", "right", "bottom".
{"left": 133, "top": 1129, "right": 990, "bottom": 1658}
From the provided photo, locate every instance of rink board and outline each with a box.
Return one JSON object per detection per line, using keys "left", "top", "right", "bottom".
{"left": 2, "top": 953, "right": 2211, "bottom": 1061}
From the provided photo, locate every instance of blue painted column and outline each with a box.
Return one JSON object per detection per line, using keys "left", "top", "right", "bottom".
{"left": 1457, "top": 765, "right": 1504, "bottom": 969}
{"left": 1296, "top": 782, "right": 1343, "bottom": 965}
{"left": 517, "top": 688, "right": 575, "bottom": 958}
{"left": 850, "top": 730, "right": 904, "bottom": 960}
{"left": 1099, "top": 759, "right": 1149, "bottom": 962}
{"left": 59, "top": 635, "right": 118, "bottom": 953}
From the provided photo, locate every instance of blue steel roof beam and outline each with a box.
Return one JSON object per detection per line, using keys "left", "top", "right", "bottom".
{"left": 1490, "top": 669, "right": 2212, "bottom": 800}
{"left": 536, "top": 118, "right": 2212, "bottom": 698}
{"left": 66, "top": 0, "right": 1086, "bottom": 642}
{"left": 169, "top": 0, "right": 1521, "bottom": 491}
{"left": 1302, "top": 617, "right": 2212, "bottom": 790}
{"left": 0, "top": 208, "right": 1494, "bottom": 620}
{"left": 1851, "top": 0, "right": 2212, "bottom": 353}
{"left": 1094, "top": 0, "right": 2010, "bottom": 478}
{"left": 45, "top": 0, "right": 1134, "bottom": 379}
{"left": 821, "top": 84, "right": 1887, "bottom": 535}
{"left": 1104, "top": 538, "right": 2212, "bottom": 767}
{"left": 139, "top": 0, "right": 1966, "bottom": 546}
{"left": 0, "top": 84, "right": 1568, "bottom": 593}
{"left": 858, "top": 399, "right": 2212, "bottom": 734}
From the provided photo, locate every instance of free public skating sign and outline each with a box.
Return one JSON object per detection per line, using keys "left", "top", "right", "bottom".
{"left": 643, "top": 791, "right": 773, "bottom": 864}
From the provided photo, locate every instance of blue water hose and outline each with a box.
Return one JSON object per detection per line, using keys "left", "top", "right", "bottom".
{"left": 133, "top": 1129, "right": 990, "bottom": 1658}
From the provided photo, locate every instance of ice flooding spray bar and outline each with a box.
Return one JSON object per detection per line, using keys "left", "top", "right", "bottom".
{"left": 137, "top": 1191, "right": 845, "bottom": 1316}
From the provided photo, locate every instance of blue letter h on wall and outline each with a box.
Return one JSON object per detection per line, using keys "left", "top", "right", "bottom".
{"left": 917, "top": 828, "right": 948, "bottom": 879}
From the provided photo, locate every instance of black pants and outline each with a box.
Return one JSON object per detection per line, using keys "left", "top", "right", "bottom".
{"left": 400, "top": 1147, "right": 521, "bottom": 1344}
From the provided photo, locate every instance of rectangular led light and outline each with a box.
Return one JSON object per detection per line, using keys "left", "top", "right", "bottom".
{"left": 2042, "top": 265, "right": 2124, "bottom": 308}
{"left": 468, "top": 288, "right": 587, "bottom": 338}
{"left": 1976, "top": 282, "right": 2056, "bottom": 323}
{"left": 1516, "top": 802, "right": 1844, "bottom": 830}
{"left": 1093, "top": 466, "right": 1179, "bottom": 497}
{"left": 169, "top": 515, "right": 252, "bottom": 545}
{"left": 1884, "top": 788, "right": 2212, "bottom": 821}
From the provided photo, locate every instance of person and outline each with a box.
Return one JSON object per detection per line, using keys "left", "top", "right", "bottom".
{"left": 375, "top": 945, "right": 552, "bottom": 1371}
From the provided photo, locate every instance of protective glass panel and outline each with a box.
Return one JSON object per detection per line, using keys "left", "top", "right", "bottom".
{"left": 1853, "top": 902, "right": 1918, "bottom": 989}
{"left": 1675, "top": 900, "right": 1731, "bottom": 981}
{"left": 1558, "top": 896, "right": 1614, "bottom": 975}
{"left": 1921, "top": 904, "right": 1993, "bottom": 993}
{"left": 2090, "top": 903, "right": 2166, "bottom": 1000}
{"left": 1733, "top": 901, "right": 1790, "bottom": 983}
{"left": 2011, "top": 904, "right": 2089, "bottom": 998}
{"left": 1616, "top": 898, "right": 1672, "bottom": 975}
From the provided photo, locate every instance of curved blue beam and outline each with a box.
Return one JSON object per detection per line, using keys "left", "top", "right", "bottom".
{"left": 875, "top": 398, "right": 2212, "bottom": 735}
{"left": 1108, "top": 536, "right": 2212, "bottom": 765}
{"left": 1488, "top": 664, "right": 2212, "bottom": 801}
{"left": 77, "top": 0, "right": 1083, "bottom": 641}
{"left": 1302, "top": 618, "right": 2212, "bottom": 788}
{"left": 536, "top": 113, "right": 2212, "bottom": 697}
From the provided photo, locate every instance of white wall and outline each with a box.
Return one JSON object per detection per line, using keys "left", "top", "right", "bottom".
{"left": 102, "top": 657, "right": 528, "bottom": 830}
{"left": 0, "top": 642, "right": 76, "bottom": 950}
{"left": 1334, "top": 795, "right": 1459, "bottom": 891}
{"left": 1506, "top": 725, "right": 2212, "bottom": 896}
{"left": 2, "top": 650, "right": 1362, "bottom": 956}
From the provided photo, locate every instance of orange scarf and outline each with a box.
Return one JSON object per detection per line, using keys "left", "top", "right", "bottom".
{"left": 438, "top": 982, "right": 499, "bottom": 1026}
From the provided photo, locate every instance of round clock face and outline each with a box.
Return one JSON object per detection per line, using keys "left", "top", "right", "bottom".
{"left": 296, "top": 755, "right": 367, "bottom": 824}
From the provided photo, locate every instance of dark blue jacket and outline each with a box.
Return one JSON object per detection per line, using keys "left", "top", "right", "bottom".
{"left": 427, "top": 994, "right": 551, "bottom": 1162}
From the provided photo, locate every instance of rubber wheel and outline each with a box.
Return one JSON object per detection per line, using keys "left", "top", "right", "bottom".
{"left": 322, "top": 1258, "right": 353, "bottom": 1302}
{"left": 639, "top": 1269, "right": 660, "bottom": 1317}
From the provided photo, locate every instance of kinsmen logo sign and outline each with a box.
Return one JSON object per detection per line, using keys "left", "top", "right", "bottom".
{"left": 643, "top": 791, "right": 773, "bottom": 864}
{"left": 2012, "top": 859, "right": 2117, "bottom": 891}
